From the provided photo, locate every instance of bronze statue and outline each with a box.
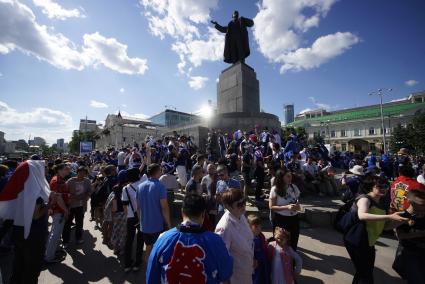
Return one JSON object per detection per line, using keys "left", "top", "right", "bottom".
{"left": 211, "top": 11, "right": 254, "bottom": 64}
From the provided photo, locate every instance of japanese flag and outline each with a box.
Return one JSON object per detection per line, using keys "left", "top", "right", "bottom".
{"left": 0, "top": 160, "right": 50, "bottom": 238}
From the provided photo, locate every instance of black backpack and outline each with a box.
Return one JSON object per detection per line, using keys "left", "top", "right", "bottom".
{"left": 334, "top": 194, "right": 370, "bottom": 234}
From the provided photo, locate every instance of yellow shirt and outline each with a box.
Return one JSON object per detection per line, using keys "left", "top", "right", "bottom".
{"left": 366, "top": 206, "right": 386, "bottom": 246}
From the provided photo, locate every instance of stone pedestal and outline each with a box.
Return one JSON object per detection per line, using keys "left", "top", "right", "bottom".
{"left": 212, "top": 61, "right": 280, "bottom": 133}
{"left": 217, "top": 62, "right": 260, "bottom": 114}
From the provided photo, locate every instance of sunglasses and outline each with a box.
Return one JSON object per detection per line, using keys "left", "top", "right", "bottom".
{"left": 234, "top": 198, "right": 246, "bottom": 208}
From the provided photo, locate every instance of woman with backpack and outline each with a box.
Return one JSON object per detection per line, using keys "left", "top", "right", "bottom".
{"left": 343, "top": 175, "right": 409, "bottom": 284}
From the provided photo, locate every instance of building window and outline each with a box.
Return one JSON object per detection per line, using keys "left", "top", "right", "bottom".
{"left": 415, "top": 97, "right": 422, "bottom": 103}
{"left": 341, "top": 129, "right": 347, "bottom": 137}
{"left": 369, "top": 127, "right": 375, "bottom": 135}
{"left": 321, "top": 130, "right": 326, "bottom": 136}
{"left": 353, "top": 129, "right": 360, "bottom": 136}
{"left": 341, "top": 143, "right": 347, "bottom": 152}
{"left": 330, "top": 130, "right": 336, "bottom": 138}
{"left": 369, "top": 143, "right": 376, "bottom": 151}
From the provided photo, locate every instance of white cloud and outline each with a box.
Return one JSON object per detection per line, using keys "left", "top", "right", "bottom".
{"left": 120, "top": 88, "right": 125, "bottom": 93}
{"left": 83, "top": 32, "right": 148, "bottom": 75}
{"left": 405, "top": 79, "right": 418, "bottom": 87}
{"left": 141, "top": 0, "right": 218, "bottom": 39}
{"left": 0, "top": 0, "right": 148, "bottom": 75}
{"left": 307, "top": 96, "right": 339, "bottom": 111}
{"left": 299, "top": 108, "right": 313, "bottom": 114}
{"left": 141, "top": 0, "right": 220, "bottom": 89}
{"left": 0, "top": 72, "right": 2, "bottom": 77}
{"left": 253, "top": 0, "right": 360, "bottom": 74}
{"left": 171, "top": 27, "right": 223, "bottom": 70}
{"left": 33, "top": 0, "right": 85, "bottom": 20}
{"left": 188, "top": 76, "right": 208, "bottom": 90}
{"left": 121, "top": 104, "right": 127, "bottom": 108}
{"left": 90, "top": 100, "right": 108, "bottom": 108}
{"left": 0, "top": 100, "right": 73, "bottom": 143}
{"left": 279, "top": 32, "right": 359, "bottom": 73}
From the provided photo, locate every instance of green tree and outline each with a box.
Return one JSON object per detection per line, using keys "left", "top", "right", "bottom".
{"left": 389, "top": 112, "right": 425, "bottom": 155}
{"left": 68, "top": 130, "right": 96, "bottom": 154}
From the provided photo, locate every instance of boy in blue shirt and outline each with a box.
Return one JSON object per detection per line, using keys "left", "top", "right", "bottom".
{"left": 146, "top": 194, "right": 233, "bottom": 284}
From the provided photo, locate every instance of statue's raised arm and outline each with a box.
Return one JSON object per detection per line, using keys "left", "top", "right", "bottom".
{"left": 214, "top": 11, "right": 254, "bottom": 64}
{"left": 211, "top": 20, "right": 227, "bottom": 33}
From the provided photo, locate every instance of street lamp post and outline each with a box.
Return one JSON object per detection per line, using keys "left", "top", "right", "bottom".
{"left": 369, "top": 88, "right": 392, "bottom": 153}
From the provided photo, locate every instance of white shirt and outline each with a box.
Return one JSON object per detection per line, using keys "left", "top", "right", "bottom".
{"left": 122, "top": 180, "right": 142, "bottom": 218}
{"left": 272, "top": 245, "right": 285, "bottom": 284}
{"left": 117, "top": 151, "right": 126, "bottom": 166}
{"left": 270, "top": 184, "right": 300, "bottom": 216}
{"left": 159, "top": 174, "right": 179, "bottom": 192}
{"left": 215, "top": 211, "right": 254, "bottom": 284}
{"left": 201, "top": 175, "right": 214, "bottom": 196}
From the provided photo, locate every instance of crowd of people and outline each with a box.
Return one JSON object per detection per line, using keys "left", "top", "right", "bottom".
{"left": 0, "top": 127, "right": 424, "bottom": 284}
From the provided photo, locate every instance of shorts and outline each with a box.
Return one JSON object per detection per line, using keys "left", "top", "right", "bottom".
{"left": 141, "top": 232, "right": 160, "bottom": 246}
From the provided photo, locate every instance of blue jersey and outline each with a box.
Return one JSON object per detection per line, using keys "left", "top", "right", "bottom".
{"left": 146, "top": 225, "right": 233, "bottom": 284}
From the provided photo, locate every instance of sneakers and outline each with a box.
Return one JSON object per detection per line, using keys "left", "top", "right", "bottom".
{"left": 132, "top": 266, "right": 140, "bottom": 272}
{"left": 62, "top": 243, "right": 69, "bottom": 249}
{"left": 124, "top": 266, "right": 132, "bottom": 273}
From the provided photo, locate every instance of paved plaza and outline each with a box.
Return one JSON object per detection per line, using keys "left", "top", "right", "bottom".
{"left": 28, "top": 204, "right": 404, "bottom": 284}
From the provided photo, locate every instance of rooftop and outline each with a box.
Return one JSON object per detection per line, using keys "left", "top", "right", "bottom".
{"left": 287, "top": 100, "right": 425, "bottom": 127}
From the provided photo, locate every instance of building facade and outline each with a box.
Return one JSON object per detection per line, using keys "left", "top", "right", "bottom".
{"left": 283, "top": 104, "right": 295, "bottom": 125}
{"left": 28, "top": 137, "right": 46, "bottom": 147}
{"left": 149, "top": 109, "right": 200, "bottom": 128}
{"left": 287, "top": 91, "right": 425, "bottom": 153}
{"left": 95, "top": 112, "right": 165, "bottom": 149}
{"left": 79, "top": 119, "right": 99, "bottom": 133}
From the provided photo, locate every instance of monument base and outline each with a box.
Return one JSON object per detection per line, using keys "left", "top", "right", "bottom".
{"left": 210, "top": 112, "right": 281, "bottom": 134}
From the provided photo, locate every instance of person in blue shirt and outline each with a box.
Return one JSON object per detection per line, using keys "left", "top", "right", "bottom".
{"left": 146, "top": 194, "right": 233, "bottom": 284}
{"left": 137, "top": 163, "right": 171, "bottom": 263}
{"left": 216, "top": 165, "right": 241, "bottom": 220}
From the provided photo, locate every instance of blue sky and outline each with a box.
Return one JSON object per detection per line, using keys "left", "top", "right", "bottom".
{"left": 0, "top": 0, "right": 424, "bottom": 143}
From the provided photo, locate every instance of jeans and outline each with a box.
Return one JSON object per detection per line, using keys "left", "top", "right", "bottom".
{"left": 62, "top": 206, "right": 85, "bottom": 243}
{"left": 344, "top": 241, "right": 376, "bottom": 284}
{"left": 10, "top": 214, "right": 48, "bottom": 284}
{"left": 45, "top": 213, "right": 65, "bottom": 261}
{"left": 124, "top": 217, "right": 143, "bottom": 267}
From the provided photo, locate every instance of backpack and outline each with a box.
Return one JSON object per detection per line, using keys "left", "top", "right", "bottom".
{"left": 334, "top": 194, "right": 370, "bottom": 234}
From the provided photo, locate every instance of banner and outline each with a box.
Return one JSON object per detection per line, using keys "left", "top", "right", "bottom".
{"left": 80, "top": 141, "right": 93, "bottom": 155}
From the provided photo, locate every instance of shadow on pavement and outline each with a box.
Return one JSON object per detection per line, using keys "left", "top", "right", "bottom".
{"left": 43, "top": 230, "right": 145, "bottom": 284}
{"left": 299, "top": 247, "right": 404, "bottom": 284}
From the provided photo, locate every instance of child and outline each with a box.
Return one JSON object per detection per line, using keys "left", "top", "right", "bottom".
{"left": 247, "top": 214, "right": 270, "bottom": 284}
{"left": 268, "top": 227, "right": 302, "bottom": 284}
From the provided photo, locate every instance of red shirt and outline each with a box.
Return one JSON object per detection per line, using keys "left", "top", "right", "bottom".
{"left": 49, "top": 175, "right": 70, "bottom": 214}
{"left": 390, "top": 176, "right": 425, "bottom": 213}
